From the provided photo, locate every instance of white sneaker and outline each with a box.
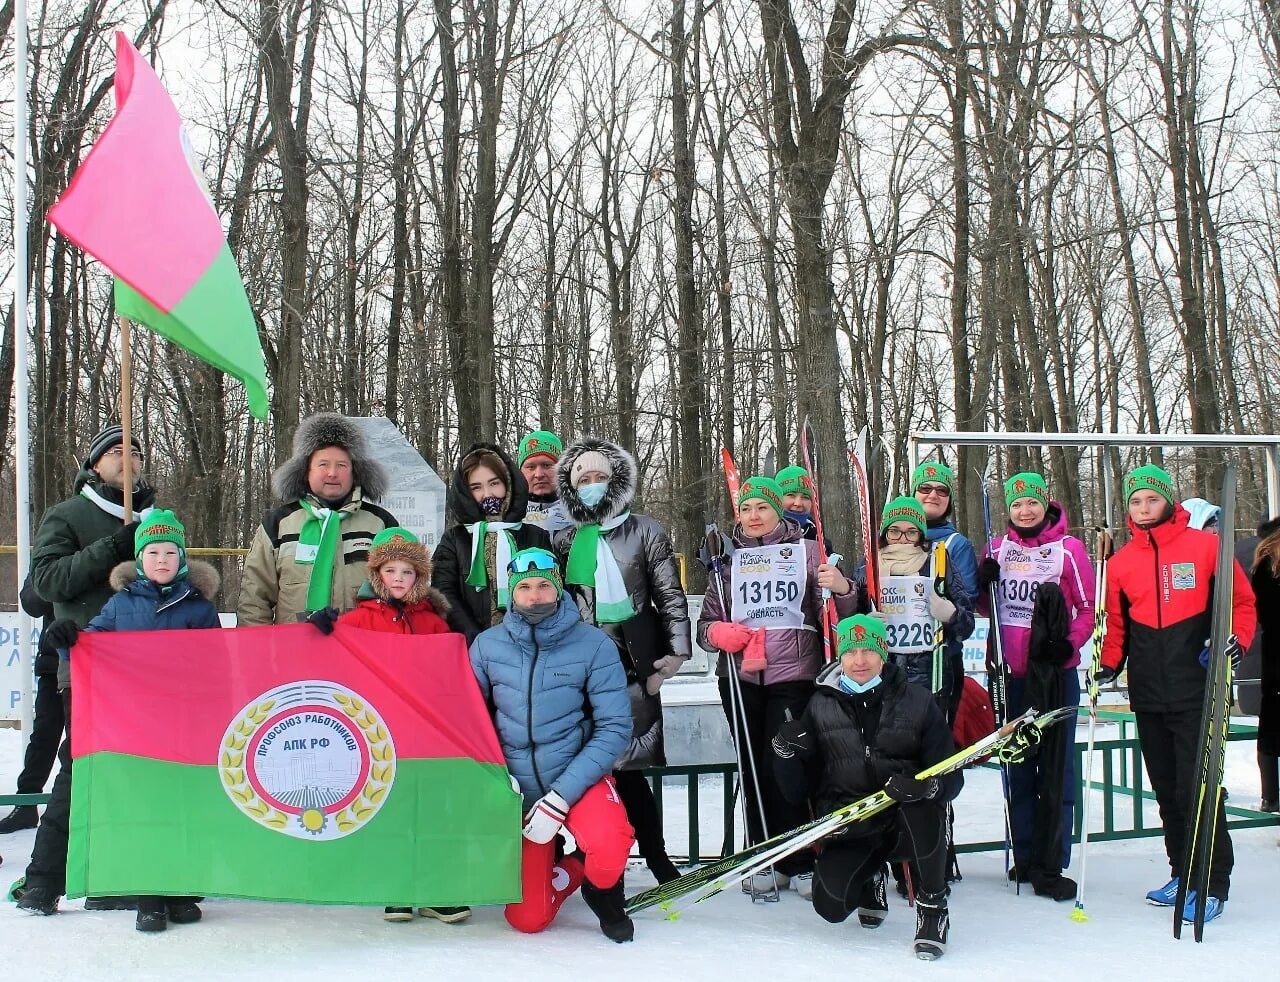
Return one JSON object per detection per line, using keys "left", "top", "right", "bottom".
{"left": 793, "top": 872, "right": 813, "bottom": 901}
{"left": 740, "top": 869, "right": 790, "bottom": 894}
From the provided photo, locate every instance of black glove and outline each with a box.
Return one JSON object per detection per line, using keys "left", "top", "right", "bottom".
{"left": 43, "top": 619, "right": 80, "bottom": 652}
{"left": 999, "top": 724, "right": 1044, "bottom": 765}
{"left": 771, "top": 718, "right": 815, "bottom": 760}
{"left": 111, "top": 520, "right": 142, "bottom": 560}
{"left": 978, "top": 557, "right": 1002, "bottom": 593}
{"left": 1087, "top": 664, "right": 1116, "bottom": 701}
{"left": 305, "top": 607, "right": 340, "bottom": 635}
{"left": 1199, "top": 634, "right": 1243, "bottom": 673}
{"left": 884, "top": 774, "right": 940, "bottom": 804}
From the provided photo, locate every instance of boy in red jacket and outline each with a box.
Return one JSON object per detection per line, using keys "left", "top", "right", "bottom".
{"left": 333, "top": 527, "right": 461, "bottom": 922}
{"left": 1094, "top": 465, "right": 1256, "bottom": 924}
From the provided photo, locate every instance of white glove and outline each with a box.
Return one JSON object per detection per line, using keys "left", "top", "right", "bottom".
{"left": 928, "top": 592, "right": 956, "bottom": 624}
{"left": 522, "top": 790, "right": 570, "bottom": 844}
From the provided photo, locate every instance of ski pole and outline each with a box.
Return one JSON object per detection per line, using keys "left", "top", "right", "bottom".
{"left": 1072, "top": 527, "right": 1110, "bottom": 923}
{"left": 700, "top": 525, "right": 778, "bottom": 902}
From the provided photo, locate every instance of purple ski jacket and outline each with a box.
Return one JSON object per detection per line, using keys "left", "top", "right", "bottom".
{"left": 698, "top": 518, "right": 857, "bottom": 686}
{"left": 978, "top": 502, "right": 1095, "bottom": 678}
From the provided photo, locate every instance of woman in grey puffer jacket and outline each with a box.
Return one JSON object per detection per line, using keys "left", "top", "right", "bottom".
{"left": 553, "top": 436, "right": 691, "bottom": 884}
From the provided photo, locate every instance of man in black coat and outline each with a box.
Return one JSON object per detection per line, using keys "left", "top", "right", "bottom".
{"left": 15, "top": 423, "right": 156, "bottom": 915}
{"left": 772, "top": 615, "right": 961, "bottom": 961}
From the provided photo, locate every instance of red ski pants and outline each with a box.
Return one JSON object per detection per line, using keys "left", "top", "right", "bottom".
{"left": 505, "top": 776, "right": 635, "bottom": 933}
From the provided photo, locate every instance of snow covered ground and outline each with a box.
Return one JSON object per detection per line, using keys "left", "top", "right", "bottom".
{"left": 1, "top": 724, "right": 1276, "bottom": 981}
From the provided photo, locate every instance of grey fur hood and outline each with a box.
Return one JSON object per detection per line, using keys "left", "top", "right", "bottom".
{"left": 556, "top": 437, "right": 636, "bottom": 525}
{"left": 109, "top": 559, "right": 222, "bottom": 600}
{"left": 271, "top": 413, "right": 389, "bottom": 503}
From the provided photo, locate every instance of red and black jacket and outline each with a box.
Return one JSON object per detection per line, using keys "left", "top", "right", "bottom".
{"left": 1101, "top": 504, "right": 1257, "bottom": 713}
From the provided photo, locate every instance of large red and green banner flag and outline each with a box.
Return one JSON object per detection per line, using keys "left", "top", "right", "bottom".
{"left": 47, "top": 32, "right": 269, "bottom": 420}
{"left": 67, "top": 625, "right": 522, "bottom": 906}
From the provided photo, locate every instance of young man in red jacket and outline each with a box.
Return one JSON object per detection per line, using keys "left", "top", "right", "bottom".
{"left": 1094, "top": 465, "right": 1256, "bottom": 924}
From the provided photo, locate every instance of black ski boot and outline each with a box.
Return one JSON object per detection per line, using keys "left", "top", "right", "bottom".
{"left": 857, "top": 869, "right": 889, "bottom": 929}
{"left": 1006, "top": 864, "right": 1032, "bottom": 884}
{"left": 913, "top": 893, "right": 949, "bottom": 961}
{"left": 85, "top": 895, "right": 137, "bottom": 911}
{"left": 15, "top": 884, "right": 59, "bottom": 916}
{"left": 136, "top": 897, "right": 168, "bottom": 933}
{"left": 581, "top": 880, "right": 634, "bottom": 943}
{"left": 0, "top": 805, "right": 39, "bottom": 834}
{"left": 1031, "top": 872, "right": 1077, "bottom": 902}
{"left": 167, "top": 899, "right": 203, "bottom": 924}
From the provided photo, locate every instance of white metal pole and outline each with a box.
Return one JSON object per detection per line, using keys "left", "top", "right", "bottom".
{"left": 13, "top": 0, "right": 34, "bottom": 738}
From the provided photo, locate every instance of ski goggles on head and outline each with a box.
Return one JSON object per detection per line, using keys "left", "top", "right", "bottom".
{"left": 508, "top": 550, "right": 558, "bottom": 575}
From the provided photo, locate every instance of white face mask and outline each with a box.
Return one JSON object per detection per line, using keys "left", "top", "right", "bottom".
{"left": 577, "top": 481, "right": 609, "bottom": 507}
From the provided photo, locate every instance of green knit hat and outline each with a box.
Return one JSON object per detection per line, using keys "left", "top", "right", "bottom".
{"left": 738, "top": 476, "right": 785, "bottom": 518}
{"left": 1125, "top": 464, "right": 1176, "bottom": 506}
{"left": 1004, "top": 472, "right": 1049, "bottom": 509}
{"left": 506, "top": 548, "right": 563, "bottom": 598}
{"left": 134, "top": 509, "right": 188, "bottom": 580}
{"left": 775, "top": 466, "right": 812, "bottom": 499}
{"left": 911, "top": 460, "right": 956, "bottom": 494}
{"left": 835, "top": 615, "right": 890, "bottom": 660}
{"left": 518, "top": 430, "right": 562, "bottom": 466}
{"left": 135, "top": 509, "right": 186, "bottom": 556}
{"left": 880, "top": 496, "right": 927, "bottom": 535}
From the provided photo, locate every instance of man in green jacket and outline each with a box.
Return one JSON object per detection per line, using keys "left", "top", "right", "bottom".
{"left": 17, "top": 424, "right": 159, "bottom": 915}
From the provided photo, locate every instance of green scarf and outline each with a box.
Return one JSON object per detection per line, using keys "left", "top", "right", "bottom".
{"left": 297, "top": 499, "right": 352, "bottom": 612}
{"left": 465, "top": 520, "right": 520, "bottom": 609}
{"left": 565, "top": 512, "right": 635, "bottom": 624}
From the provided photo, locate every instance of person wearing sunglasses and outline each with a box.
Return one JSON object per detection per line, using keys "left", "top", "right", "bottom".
{"left": 976, "top": 472, "right": 1094, "bottom": 902}
{"left": 432, "top": 442, "right": 551, "bottom": 644}
{"left": 469, "top": 547, "right": 635, "bottom": 942}
{"left": 911, "top": 461, "right": 979, "bottom": 725}
{"left": 551, "top": 437, "right": 691, "bottom": 886}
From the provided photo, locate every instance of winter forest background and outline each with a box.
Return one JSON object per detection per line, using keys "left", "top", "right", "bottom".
{"left": 3, "top": 0, "right": 1280, "bottom": 598}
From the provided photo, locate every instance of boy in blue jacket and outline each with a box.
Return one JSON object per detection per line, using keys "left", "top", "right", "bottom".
{"left": 469, "top": 548, "right": 635, "bottom": 942}
{"left": 45, "top": 510, "right": 221, "bottom": 932}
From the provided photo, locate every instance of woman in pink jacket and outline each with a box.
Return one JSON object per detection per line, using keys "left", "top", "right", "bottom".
{"left": 977, "top": 472, "right": 1094, "bottom": 902}
{"left": 698, "top": 476, "right": 856, "bottom": 898}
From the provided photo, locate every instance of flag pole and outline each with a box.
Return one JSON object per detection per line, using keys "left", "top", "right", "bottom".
{"left": 12, "top": 0, "right": 35, "bottom": 738}
{"left": 119, "top": 315, "right": 134, "bottom": 518}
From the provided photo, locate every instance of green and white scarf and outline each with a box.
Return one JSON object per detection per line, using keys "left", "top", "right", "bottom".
{"left": 465, "top": 521, "right": 521, "bottom": 609}
{"left": 296, "top": 499, "right": 353, "bottom": 612}
{"left": 566, "top": 512, "right": 635, "bottom": 624}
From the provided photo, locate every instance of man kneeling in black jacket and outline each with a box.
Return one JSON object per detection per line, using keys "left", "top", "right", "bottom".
{"left": 772, "top": 614, "right": 962, "bottom": 960}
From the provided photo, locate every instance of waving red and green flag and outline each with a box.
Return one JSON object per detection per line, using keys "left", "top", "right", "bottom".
{"left": 67, "top": 625, "right": 522, "bottom": 906}
{"left": 48, "top": 32, "right": 269, "bottom": 419}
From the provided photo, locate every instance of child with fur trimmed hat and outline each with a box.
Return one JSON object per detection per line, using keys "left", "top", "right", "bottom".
{"left": 336, "top": 527, "right": 467, "bottom": 925}
{"left": 339, "top": 527, "right": 452, "bottom": 636}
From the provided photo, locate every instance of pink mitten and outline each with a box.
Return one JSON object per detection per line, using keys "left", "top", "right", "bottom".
{"left": 708, "top": 620, "right": 754, "bottom": 653}
{"left": 740, "top": 629, "right": 768, "bottom": 673}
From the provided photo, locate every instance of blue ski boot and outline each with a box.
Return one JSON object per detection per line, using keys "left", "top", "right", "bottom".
{"left": 1181, "top": 895, "right": 1224, "bottom": 924}
{"left": 1145, "top": 876, "right": 1180, "bottom": 906}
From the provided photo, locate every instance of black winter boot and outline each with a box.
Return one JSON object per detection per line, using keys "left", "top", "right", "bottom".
{"left": 136, "top": 897, "right": 168, "bottom": 933}
{"left": 85, "top": 895, "right": 137, "bottom": 911}
{"left": 913, "top": 893, "right": 949, "bottom": 961}
{"left": 15, "top": 884, "right": 59, "bottom": 916}
{"left": 1031, "top": 872, "right": 1078, "bottom": 902}
{"left": 581, "top": 880, "right": 634, "bottom": 943}
{"left": 167, "top": 899, "right": 203, "bottom": 924}
{"left": 0, "top": 805, "right": 39, "bottom": 834}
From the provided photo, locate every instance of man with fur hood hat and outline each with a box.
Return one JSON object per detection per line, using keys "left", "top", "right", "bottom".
{"left": 238, "top": 413, "right": 397, "bottom": 626}
{"left": 551, "top": 437, "right": 691, "bottom": 884}
{"left": 432, "top": 443, "right": 550, "bottom": 643}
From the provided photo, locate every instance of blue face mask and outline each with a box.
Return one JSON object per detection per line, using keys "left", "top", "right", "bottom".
{"left": 838, "top": 672, "right": 882, "bottom": 695}
{"left": 577, "top": 481, "right": 609, "bottom": 508}
{"left": 783, "top": 509, "right": 810, "bottom": 525}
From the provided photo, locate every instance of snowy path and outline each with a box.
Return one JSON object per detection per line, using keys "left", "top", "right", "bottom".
{"left": 1, "top": 727, "right": 1276, "bottom": 981}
